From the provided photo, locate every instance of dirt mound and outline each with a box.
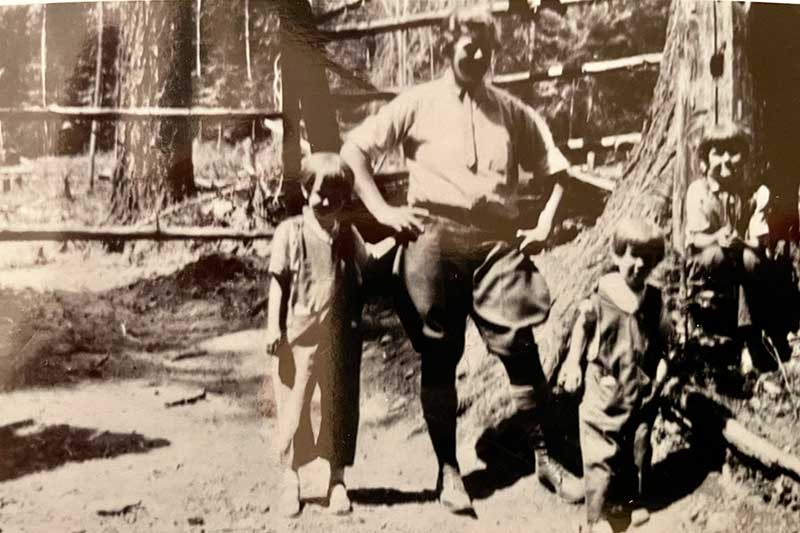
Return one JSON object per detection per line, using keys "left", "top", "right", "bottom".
{"left": 174, "top": 254, "right": 257, "bottom": 291}
{"left": 111, "top": 253, "right": 269, "bottom": 331}
{"left": 0, "top": 253, "right": 270, "bottom": 392}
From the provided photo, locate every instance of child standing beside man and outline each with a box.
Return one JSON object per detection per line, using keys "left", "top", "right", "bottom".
{"left": 559, "top": 218, "right": 670, "bottom": 533}
{"left": 265, "top": 152, "right": 395, "bottom": 518}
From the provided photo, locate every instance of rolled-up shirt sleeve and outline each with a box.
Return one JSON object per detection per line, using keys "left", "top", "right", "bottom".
{"left": 515, "top": 104, "right": 570, "bottom": 179}
{"left": 345, "top": 90, "right": 418, "bottom": 158}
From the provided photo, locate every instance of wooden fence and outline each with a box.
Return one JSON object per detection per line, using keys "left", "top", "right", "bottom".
{"left": 0, "top": 0, "right": 656, "bottom": 242}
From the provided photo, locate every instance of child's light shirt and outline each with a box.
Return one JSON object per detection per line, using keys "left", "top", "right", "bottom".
{"left": 685, "top": 177, "right": 769, "bottom": 248}
{"left": 269, "top": 207, "right": 367, "bottom": 343}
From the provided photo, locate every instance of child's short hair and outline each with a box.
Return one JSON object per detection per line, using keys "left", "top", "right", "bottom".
{"left": 612, "top": 217, "right": 665, "bottom": 268}
{"left": 697, "top": 121, "right": 751, "bottom": 163}
{"left": 442, "top": 5, "right": 499, "bottom": 57}
{"left": 299, "top": 152, "right": 354, "bottom": 197}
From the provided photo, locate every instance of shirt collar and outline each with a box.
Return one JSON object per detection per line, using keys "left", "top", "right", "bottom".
{"left": 302, "top": 206, "right": 339, "bottom": 244}
{"left": 705, "top": 176, "right": 721, "bottom": 194}
{"left": 444, "top": 68, "right": 488, "bottom": 102}
{"left": 598, "top": 272, "right": 646, "bottom": 314}
{"left": 705, "top": 176, "right": 738, "bottom": 196}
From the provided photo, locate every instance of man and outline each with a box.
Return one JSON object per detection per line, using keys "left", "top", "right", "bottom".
{"left": 341, "top": 5, "right": 583, "bottom": 513}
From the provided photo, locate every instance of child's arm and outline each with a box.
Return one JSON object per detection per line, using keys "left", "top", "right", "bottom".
{"left": 265, "top": 221, "right": 292, "bottom": 355}
{"left": 685, "top": 181, "right": 737, "bottom": 249}
{"left": 745, "top": 185, "right": 770, "bottom": 250}
{"left": 558, "top": 298, "right": 597, "bottom": 393}
{"left": 265, "top": 276, "right": 287, "bottom": 355}
{"left": 689, "top": 227, "right": 735, "bottom": 249}
{"left": 364, "top": 235, "right": 397, "bottom": 262}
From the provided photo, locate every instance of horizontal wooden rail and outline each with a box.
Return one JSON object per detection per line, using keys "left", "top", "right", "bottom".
{"left": 330, "top": 52, "right": 662, "bottom": 103}
{"left": 0, "top": 105, "right": 283, "bottom": 122}
{"left": 493, "top": 52, "right": 662, "bottom": 85}
{"left": 565, "top": 131, "right": 641, "bottom": 150}
{"left": 0, "top": 225, "right": 275, "bottom": 242}
{"left": 0, "top": 55, "right": 659, "bottom": 121}
{"left": 322, "top": 0, "right": 597, "bottom": 40}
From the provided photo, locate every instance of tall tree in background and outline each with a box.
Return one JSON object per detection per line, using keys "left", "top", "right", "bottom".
{"left": 461, "top": 0, "right": 800, "bottom": 430}
{"left": 110, "top": 0, "right": 196, "bottom": 222}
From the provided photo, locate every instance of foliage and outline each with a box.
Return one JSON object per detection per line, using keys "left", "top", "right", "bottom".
{"left": 0, "top": 0, "right": 668, "bottom": 162}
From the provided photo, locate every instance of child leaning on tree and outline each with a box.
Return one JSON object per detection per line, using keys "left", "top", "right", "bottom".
{"left": 558, "top": 217, "right": 671, "bottom": 533}
{"left": 684, "top": 121, "right": 800, "bottom": 372}
{"left": 264, "top": 152, "right": 395, "bottom": 518}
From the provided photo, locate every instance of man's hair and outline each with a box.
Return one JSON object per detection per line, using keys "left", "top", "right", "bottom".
{"left": 299, "top": 152, "right": 354, "bottom": 197}
{"left": 697, "top": 121, "right": 751, "bottom": 163}
{"left": 612, "top": 217, "right": 665, "bottom": 268}
{"left": 441, "top": 5, "right": 499, "bottom": 57}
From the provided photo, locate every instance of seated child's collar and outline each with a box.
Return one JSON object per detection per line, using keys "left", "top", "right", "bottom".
{"left": 705, "top": 176, "right": 736, "bottom": 196}
{"left": 706, "top": 176, "right": 722, "bottom": 193}
{"left": 598, "top": 272, "right": 646, "bottom": 314}
{"left": 302, "top": 206, "right": 339, "bottom": 244}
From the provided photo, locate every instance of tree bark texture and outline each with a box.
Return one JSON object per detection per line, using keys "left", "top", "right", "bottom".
{"left": 536, "top": 0, "right": 760, "bottom": 371}
{"left": 461, "top": 0, "right": 800, "bottom": 431}
{"left": 275, "top": 0, "right": 341, "bottom": 215}
{"left": 111, "top": 0, "right": 196, "bottom": 223}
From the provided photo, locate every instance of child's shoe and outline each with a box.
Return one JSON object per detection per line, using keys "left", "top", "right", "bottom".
{"left": 277, "top": 471, "right": 301, "bottom": 518}
{"left": 328, "top": 483, "right": 352, "bottom": 515}
{"left": 436, "top": 464, "right": 473, "bottom": 514}
{"left": 582, "top": 519, "right": 613, "bottom": 533}
{"left": 630, "top": 507, "right": 650, "bottom": 527}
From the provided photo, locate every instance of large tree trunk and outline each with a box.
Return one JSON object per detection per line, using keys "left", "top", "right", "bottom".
{"left": 275, "top": 0, "right": 341, "bottom": 215}
{"left": 111, "top": 0, "right": 196, "bottom": 223}
{"left": 462, "top": 0, "right": 800, "bottom": 432}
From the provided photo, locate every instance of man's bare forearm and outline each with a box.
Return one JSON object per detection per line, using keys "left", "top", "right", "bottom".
{"left": 536, "top": 176, "right": 565, "bottom": 233}
{"left": 341, "top": 142, "right": 391, "bottom": 217}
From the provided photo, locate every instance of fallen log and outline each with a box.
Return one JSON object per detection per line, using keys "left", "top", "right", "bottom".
{"left": 0, "top": 224, "right": 274, "bottom": 242}
{"left": 0, "top": 105, "right": 282, "bottom": 122}
{"left": 164, "top": 389, "right": 207, "bottom": 409}
{"left": 170, "top": 348, "right": 209, "bottom": 363}
{"left": 674, "top": 389, "right": 800, "bottom": 482}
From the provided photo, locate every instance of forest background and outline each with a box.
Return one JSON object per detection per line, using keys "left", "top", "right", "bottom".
{"left": 0, "top": 0, "right": 668, "bottom": 172}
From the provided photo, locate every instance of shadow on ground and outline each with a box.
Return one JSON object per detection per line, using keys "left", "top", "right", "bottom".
{"left": 348, "top": 487, "right": 438, "bottom": 507}
{"left": 0, "top": 419, "right": 170, "bottom": 482}
{"left": 465, "top": 395, "right": 582, "bottom": 501}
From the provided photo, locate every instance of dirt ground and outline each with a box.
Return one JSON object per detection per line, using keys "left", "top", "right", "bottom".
{"left": 1, "top": 247, "right": 799, "bottom": 533}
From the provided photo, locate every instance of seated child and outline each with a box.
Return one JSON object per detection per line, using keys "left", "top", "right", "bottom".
{"left": 265, "top": 152, "right": 396, "bottom": 517}
{"left": 685, "top": 121, "right": 798, "bottom": 370}
{"left": 559, "top": 217, "right": 669, "bottom": 533}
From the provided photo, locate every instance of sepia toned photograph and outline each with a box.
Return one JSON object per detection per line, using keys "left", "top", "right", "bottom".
{"left": 1, "top": 0, "right": 799, "bottom": 531}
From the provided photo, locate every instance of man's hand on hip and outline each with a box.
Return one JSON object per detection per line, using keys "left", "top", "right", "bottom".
{"left": 376, "top": 205, "right": 430, "bottom": 238}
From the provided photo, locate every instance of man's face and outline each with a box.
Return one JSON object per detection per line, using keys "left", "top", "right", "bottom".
{"left": 451, "top": 26, "right": 492, "bottom": 88}
{"left": 706, "top": 145, "right": 743, "bottom": 186}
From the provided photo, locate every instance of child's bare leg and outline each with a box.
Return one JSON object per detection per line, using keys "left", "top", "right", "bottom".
{"left": 272, "top": 345, "right": 317, "bottom": 517}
